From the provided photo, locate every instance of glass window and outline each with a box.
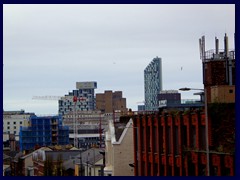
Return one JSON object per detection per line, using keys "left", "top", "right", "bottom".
{"left": 7, "top": 122, "right": 10, "bottom": 125}
{"left": 14, "top": 122, "right": 16, "bottom": 124}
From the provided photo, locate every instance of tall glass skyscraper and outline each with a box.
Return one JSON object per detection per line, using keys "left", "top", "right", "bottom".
{"left": 144, "top": 57, "right": 162, "bottom": 111}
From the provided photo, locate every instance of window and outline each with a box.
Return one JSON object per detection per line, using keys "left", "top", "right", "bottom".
{"left": 20, "top": 122, "right": 22, "bottom": 124}
{"left": 14, "top": 122, "right": 16, "bottom": 125}
{"left": 7, "top": 122, "right": 10, "bottom": 125}
{"left": 14, "top": 126, "right": 16, "bottom": 129}
{"left": 229, "top": 89, "right": 233, "bottom": 93}
{"left": 7, "top": 126, "right": 10, "bottom": 129}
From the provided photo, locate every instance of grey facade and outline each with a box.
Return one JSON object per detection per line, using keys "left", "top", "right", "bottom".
{"left": 58, "top": 82, "right": 97, "bottom": 116}
{"left": 144, "top": 57, "right": 162, "bottom": 111}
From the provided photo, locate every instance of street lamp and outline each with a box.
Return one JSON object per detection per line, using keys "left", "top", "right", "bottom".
{"left": 179, "top": 87, "right": 210, "bottom": 176}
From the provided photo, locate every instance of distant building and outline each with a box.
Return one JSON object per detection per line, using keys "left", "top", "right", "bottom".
{"left": 144, "top": 57, "right": 162, "bottom": 111}
{"left": 19, "top": 115, "right": 69, "bottom": 152}
{"left": 3, "top": 110, "right": 35, "bottom": 142}
{"left": 137, "top": 105, "right": 145, "bottom": 111}
{"left": 96, "top": 90, "right": 127, "bottom": 114}
{"left": 59, "top": 81, "right": 97, "bottom": 116}
{"left": 63, "top": 110, "right": 107, "bottom": 149}
{"left": 158, "top": 90, "right": 181, "bottom": 107}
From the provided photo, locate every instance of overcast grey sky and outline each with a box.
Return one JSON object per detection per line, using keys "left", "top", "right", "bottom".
{"left": 3, "top": 4, "right": 235, "bottom": 115}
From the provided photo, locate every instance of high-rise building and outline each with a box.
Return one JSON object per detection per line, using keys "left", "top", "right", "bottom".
{"left": 58, "top": 81, "right": 97, "bottom": 116}
{"left": 144, "top": 57, "right": 162, "bottom": 111}
{"left": 96, "top": 90, "right": 127, "bottom": 114}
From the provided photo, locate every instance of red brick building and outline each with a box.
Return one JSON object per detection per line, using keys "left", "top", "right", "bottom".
{"left": 132, "top": 109, "right": 234, "bottom": 176}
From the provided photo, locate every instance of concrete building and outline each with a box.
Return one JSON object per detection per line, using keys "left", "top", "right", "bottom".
{"left": 104, "top": 117, "right": 134, "bottom": 176}
{"left": 96, "top": 90, "right": 127, "bottom": 114}
{"left": 144, "top": 57, "right": 163, "bottom": 111}
{"left": 63, "top": 110, "right": 109, "bottom": 149}
{"left": 3, "top": 110, "right": 35, "bottom": 142}
{"left": 59, "top": 81, "right": 97, "bottom": 116}
{"left": 19, "top": 115, "right": 69, "bottom": 152}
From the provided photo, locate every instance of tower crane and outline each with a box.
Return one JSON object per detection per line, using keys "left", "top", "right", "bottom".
{"left": 32, "top": 95, "right": 87, "bottom": 148}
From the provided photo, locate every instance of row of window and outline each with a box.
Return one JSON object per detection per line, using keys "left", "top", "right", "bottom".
{"left": 3, "top": 121, "right": 22, "bottom": 125}
{"left": 6, "top": 126, "right": 17, "bottom": 129}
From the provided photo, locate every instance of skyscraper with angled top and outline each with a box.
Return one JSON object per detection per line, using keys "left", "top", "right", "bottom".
{"left": 144, "top": 57, "right": 162, "bottom": 111}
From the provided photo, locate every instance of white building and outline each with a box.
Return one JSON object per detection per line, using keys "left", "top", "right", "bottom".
{"left": 104, "top": 118, "right": 134, "bottom": 176}
{"left": 3, "top": 110, "right": 34, "bottom": 141}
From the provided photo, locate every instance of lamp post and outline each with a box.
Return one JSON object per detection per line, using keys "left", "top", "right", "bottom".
{"left": 179, "top": 87, "right": 210, "bottom": 176}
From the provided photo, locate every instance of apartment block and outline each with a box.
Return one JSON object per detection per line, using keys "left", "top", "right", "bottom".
{"left": 19, "top": 115, "right": 69, "bottom": 151}
{"left": 3, "top": 110, "right": 35, "bottom": 140}
{"left": 144, "top": 57, "right": 163, "bottom": 111}
{"left": 59, "top": 81, "right": 97, "bottom": 116}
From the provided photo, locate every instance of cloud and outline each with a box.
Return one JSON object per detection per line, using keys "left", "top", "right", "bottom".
{"left": 3, "top": 4, "right": 235, "bottom": 113}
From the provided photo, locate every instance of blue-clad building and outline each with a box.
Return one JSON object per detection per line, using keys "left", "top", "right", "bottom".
{"left": 19, "top": 115, "right": 69, "bottom": 152}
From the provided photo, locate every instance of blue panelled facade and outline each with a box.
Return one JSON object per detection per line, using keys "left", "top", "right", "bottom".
{"left": 19, "top": 115, "right": 69, "bottom": 151}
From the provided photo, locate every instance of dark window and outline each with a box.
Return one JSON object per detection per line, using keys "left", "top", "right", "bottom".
{"left": 229, "top": 89, "right": 233, "bottom": 93}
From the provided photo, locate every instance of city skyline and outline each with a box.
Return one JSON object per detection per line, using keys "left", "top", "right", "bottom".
{"left": 3, "top": 4, "right": 235, "bottom": 115}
